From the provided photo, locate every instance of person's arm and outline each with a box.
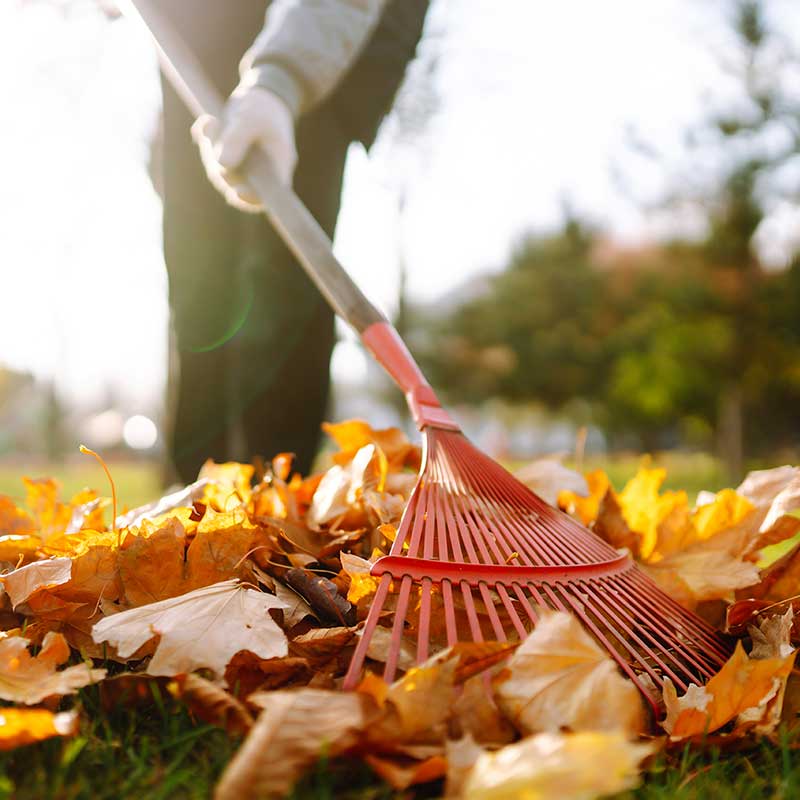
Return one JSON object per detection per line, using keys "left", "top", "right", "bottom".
{"left": 193, "top": 0, "right": 388, "bottom": 209}
{"left": 240, "top": 0, "right": 389, "bottom": 120}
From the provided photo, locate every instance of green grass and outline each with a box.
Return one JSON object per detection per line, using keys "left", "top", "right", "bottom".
{"left": 2, "top": 689, "right": 800, "bottom": 800}
{"left": 0, "top": 460, "right": 161, "bottom": 512}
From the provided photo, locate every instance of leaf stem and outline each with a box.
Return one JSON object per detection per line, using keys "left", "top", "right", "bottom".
{"left": 79, "top": 445, "right": 119, "bottom": 547}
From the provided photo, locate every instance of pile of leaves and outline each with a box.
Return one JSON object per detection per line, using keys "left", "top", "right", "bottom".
{"left": 1, "top": 421, "right": 800, "bottom": 799}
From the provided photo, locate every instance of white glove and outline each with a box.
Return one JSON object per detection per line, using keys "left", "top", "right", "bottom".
{"left": 191, "top": 86, "right": 297, "bottom": 213}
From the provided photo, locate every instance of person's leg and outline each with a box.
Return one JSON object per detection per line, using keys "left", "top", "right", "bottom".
{"left": 160, "top": 0, "right": 270, "bottom": 484}
{"left": 232, "top": 105, "right": 350, "bottom": 475}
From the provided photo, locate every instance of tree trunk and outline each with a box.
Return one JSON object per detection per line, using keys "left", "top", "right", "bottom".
{"left": 717, "top": 384, "right": 744, "bottom": 482}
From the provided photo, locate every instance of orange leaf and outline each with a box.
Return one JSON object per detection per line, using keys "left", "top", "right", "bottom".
{"left": 0, "top": 708, "right": 78, "bottom": 751}
{"left": 662, "top": 638, "right": 796, "bottom": 738}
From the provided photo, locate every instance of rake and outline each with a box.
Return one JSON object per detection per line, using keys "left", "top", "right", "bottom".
{"left": 129, "top": 0, "right": 733, "bottom": 715}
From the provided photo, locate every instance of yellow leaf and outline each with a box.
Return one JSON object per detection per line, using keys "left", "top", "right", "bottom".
{"left": 494, "top": 611, "right": 645, "bottom": 736}
{"left": 463, "top": 730, "right": 654, "bottom": 800}
{"left": 0, "top": 708, "right": 78, "bottom": 751}
{"left": 692, "top": 489, "right": 754, "bottom": 540}
{"left": 617, "top": 465, "right": 689, "bottom": 560}
{"left": 198, "top": 460, "right": 254, "bottom": 509}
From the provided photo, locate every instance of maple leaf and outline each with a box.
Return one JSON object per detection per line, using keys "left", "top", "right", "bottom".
{"left": 0, "top": 631, "right": 105, "bottom": 704}
{"left": 0, "top": 708, "right": 79, "bottom": 751}
{"left": 215, "top": 689, "right": 378, "bottom": 800}
{"left": 494, "top": 611, "right": 645, "bottom": 735}
{"left": 198, "top": 460, "right": 254, "bottom": 509}
{"left": 322, "top": 420, "right": 421, "bottom": 473}
{"left": 0, "top": 495, "right": 36, "bottom": 537}
{"left": 91, "top": 580, "right": 288, "bottom": 678}
{"left": 662, "top": 611, "right": 796, "bottom": 739}
{"left": 462, "top": 730, "right": 654, "bottom": 800}
{"left": 117, "top": 517, "right": 187, "bottom": 606}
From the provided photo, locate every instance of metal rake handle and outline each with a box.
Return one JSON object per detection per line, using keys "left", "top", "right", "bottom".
{"left": 126, "top": 0, "right": 458, "bottom": 431}
{"left": 126, "top": 0, "right": 384, "bottom": 333}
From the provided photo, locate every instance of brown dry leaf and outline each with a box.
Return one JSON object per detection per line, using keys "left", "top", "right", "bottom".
{"left": 514, "top": 458, "right": 588, "bottom": 507}
{"left": 92, "top": 580, "right": 288, "bottom": 678}
{"left": 445, "top": 735, "right": 487, "bottom": 799}
{"left": 0, "top": 631, "right": 105, "bottom": 703}
{"left": 643, "top": 547, "right": 760, "bottom": 609}
{"left": 494, "top": 611, "right": 645, "bottom": 735}
{"left": 0, "top": 557, "right": 72, "bottom": 609}
{"left": 170, "top": 673, "right": 254, "bottom": 735}
{"left": 662, "top": 615, "right": 796, "bottom": 739}
{"left": 307, "top": 444, "right": 377, "bottom": 529}
{"left": 224, "top": 653, "right": 311, "bottom": 697}
{"left": 215, "top": 688, "right": 378, "bottom": 800}
{"left": 451, "top": 674, "right": 516, "bottom": 746}
{"left": 462, "top": 730, "right": 654, "bottom": 800}
{"left": 592, "top": 487, "right": 640, "bottom": 555}
{"left": 364, "top": 751, "right": 447, "bottom": 790}
{"left": 0, "top": 708, "right": 79, "bottom": 751}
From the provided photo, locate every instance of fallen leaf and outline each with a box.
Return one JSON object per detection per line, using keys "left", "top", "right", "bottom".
{"left": 215, "top": 689, "right": 378, "bottom": 800}
{"left": 558, "top": 470, "right": 610, "bottom": 526}
{"left": 364, "top": 751, "right": 447, "bottom": 790}
{"left": 170, "top": 673, "right": 254, "bottom": 735}
{"left": 117, "top": 517, "right": 187, "bottom": 605}
{"left": 662, "top": 619, "right": 796, "bottom": 739}
{"left": 0, "top": 631, "right": 105, "bottom": 703}
{"left": 644, "top": 547, "right": 760, "bottom": 608}
{"left": 463, "top": 730, "right": 654, "bottom": 800}
{"left": 0, "top": 557, "right": 72, "bottom": 609}
{"left": 115, "top": 479, "right": 210, "bottom": 528}
{"left": 0, "top": 495, "right": 36, "bottom": 537}
{"left": 445, "top": 735, "right": 487, "bottom": 798}
{"left": 494, "top": 611, "right": 645, "bottom": 735}
{"left": 92, "top": 580, "right": 288, "bottom": 678}
{"left": 0, "top": 708, "right": 79, "bottom": 751}
{"left": 515, "top": 458, "right": 588, "bottom": 506}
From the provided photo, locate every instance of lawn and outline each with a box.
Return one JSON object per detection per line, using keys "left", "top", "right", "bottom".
{"left": 2, "top": 683, "right": 799, "bottom": 799}
{"left": 0, "top": 450, "right": 797, "bottom": 799}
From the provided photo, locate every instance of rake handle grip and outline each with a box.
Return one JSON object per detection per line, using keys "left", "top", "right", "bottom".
{"left": 127, "top": 0, "right": 385, "bottom": 333}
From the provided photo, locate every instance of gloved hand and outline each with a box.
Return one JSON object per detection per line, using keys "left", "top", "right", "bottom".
{"left": 192, "top": 85, "right": 297, "bottom": 213}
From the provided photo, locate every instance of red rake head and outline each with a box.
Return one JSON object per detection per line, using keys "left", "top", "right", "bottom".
{"left": 342, "top": 428, "right": 733, "bottom": 714}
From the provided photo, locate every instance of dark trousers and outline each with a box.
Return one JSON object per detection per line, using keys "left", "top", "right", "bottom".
{"left": 160, "top": 0, "right": 428, "bottom": 483}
